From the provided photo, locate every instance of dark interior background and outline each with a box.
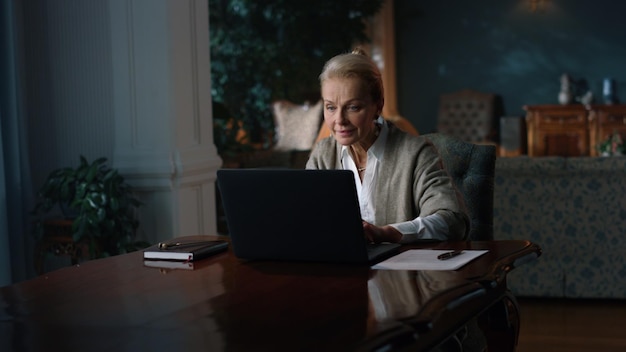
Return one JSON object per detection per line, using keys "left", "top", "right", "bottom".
{"left": 394, "top": 0, "right": 625, "bottom": 134}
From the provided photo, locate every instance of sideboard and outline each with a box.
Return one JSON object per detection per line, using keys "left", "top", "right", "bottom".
{"left": 525, "top": 104, "right": 626, "bottom": 157}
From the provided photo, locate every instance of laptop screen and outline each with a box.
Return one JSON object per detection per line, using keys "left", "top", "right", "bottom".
{"left": 216, "top": 169, "right": 394, "bottom": 263}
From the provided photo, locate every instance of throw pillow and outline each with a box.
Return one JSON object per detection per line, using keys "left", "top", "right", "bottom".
{"left": 272, "top": 100, "right": 323, "bottom": 151}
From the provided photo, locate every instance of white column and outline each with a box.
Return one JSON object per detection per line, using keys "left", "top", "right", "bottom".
{"left": 109, "top": 0, "right": 221, "bottom": 243}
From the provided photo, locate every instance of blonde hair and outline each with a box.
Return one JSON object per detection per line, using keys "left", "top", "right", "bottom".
{"left": 319, "top": 48, "right": 384, "bottom": 112}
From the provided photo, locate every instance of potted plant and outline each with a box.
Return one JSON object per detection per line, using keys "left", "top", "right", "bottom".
{"left": 596, "top": 130, "right": 624, "bottom": 156}
{"left": 32, "top": 156, "right": 148, "bottom": 258}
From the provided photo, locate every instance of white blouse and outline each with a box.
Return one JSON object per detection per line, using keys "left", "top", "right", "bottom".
{"left": 340, "top": 118, "right": 448, "bottom": 243}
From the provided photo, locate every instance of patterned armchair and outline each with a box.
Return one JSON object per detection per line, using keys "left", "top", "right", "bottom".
{"left": 423, "top": 133, "right": 508, "bottom": 352}
{"left": 438, "top": 89, "right": 497, "bottom": 144}
{"left": 423, "top": 133, "right": 496, "bottom": 241}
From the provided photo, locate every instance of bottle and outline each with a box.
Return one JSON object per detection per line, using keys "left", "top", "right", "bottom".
{"left": 603, "top": 78, "right": 618, "bottom": 105}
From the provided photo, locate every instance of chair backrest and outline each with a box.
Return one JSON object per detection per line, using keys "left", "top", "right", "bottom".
{"left": 423, "top": 133, "right": 496, "bottom": 241}
{"left": 438, "top": 89, "right": 496, "bottom": 143}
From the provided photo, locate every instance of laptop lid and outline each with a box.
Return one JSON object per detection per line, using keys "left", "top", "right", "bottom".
{"left": 216, "top": 169, "right": 399, "bottom": 263}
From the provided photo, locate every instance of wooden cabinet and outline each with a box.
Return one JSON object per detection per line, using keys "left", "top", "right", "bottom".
{"left": 525, "top": 105, "right": 591, "bottom": 157}
{"left": 525, "top": 104, "right": 626, "bottom": 156}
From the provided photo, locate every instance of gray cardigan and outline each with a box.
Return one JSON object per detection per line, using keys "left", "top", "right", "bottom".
{"left": 306, "top": 124, "right": 469, "bottom": 241}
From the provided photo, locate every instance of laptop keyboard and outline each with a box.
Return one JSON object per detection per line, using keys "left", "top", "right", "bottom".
{"left": 366, "top": 243, "right": 400, "bottom": 261}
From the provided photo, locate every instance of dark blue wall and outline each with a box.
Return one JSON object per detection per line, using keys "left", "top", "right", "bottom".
{"left": 395, "top": 0, "right": 626, "bottom": 134}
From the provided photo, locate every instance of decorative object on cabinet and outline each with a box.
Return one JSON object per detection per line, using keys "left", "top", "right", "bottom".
{"left": 596, "top": 130, "right": 624, "bottom": 156}
{"left": 558, "top": 73, "right": 574, "bottom": 105}
{"left": 591, "top": 105, "right": 626, "bottom": 156}
{"left": 557, "top": 73, "right": 594, "bottom": 106}
{"left": 602, "top": 78, "right": 619, "bottom": 105}
{"left": 574, "top": 79, "right": 593, "bottom": 105}
{"left": 580, "top": 91, "right": 594, "bottom": 105}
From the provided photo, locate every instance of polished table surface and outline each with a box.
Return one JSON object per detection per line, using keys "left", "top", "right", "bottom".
{"left": 0, "top": 237, "right": 541, "bottom": 351}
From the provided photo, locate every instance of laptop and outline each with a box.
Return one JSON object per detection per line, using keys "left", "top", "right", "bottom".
{"left": 216, "top": 169, "right": 401, "bottom": 264}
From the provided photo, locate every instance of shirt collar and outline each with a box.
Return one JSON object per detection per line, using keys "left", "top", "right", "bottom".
{"left": 370, "top": 116, "right": 388, "bottom": 161}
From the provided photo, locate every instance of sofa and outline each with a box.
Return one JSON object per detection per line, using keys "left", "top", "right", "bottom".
{"left": 494, "top": 156, "right": 626, "bottom": 298}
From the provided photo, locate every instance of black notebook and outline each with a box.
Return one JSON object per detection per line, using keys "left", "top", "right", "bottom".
{"left": 143, "top": 240, "right": 228, "bottom": 261}
{"left": 216, "top": 169, "right": 401, "bottom": 264}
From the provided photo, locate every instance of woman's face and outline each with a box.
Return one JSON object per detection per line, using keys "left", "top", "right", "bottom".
{"left": 321, "top": 77, "right": 379, "bottom": 147}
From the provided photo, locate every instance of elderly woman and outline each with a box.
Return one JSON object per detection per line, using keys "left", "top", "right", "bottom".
{"left": 306, "top": 48, "right": 468, "bottom": 244}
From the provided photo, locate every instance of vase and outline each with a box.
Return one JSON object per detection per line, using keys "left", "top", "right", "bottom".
{"left": 558, "top": 90, "right": 572, "bottom": 105}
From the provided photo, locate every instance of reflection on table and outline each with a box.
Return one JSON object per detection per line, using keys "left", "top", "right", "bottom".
{"left": 1, "top": 236, "right": 541, "bottom": 352}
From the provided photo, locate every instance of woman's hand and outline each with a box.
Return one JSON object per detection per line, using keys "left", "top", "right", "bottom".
{"left": 362, "top": 221, "right": 402, "bottom": 243}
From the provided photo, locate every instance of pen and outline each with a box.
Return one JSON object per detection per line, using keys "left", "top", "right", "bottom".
{"left": 437, "top": 250, "right": 463, "bottom": 260}
{"left": 158, "top": 241, "right": 210, "bottom": 249}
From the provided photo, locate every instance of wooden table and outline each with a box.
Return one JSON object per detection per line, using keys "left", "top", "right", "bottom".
{"left": 1, "top": 236, "right": 541, "bottom": 351}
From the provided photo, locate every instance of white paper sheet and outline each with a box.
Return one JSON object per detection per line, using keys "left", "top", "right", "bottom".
{"left": 372, "top": 249, "right": 489, "bottom": 271}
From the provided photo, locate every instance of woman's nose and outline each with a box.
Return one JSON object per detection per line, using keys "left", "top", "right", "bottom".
{"left": 336, "top": 110, "right": 348, "bottom": 124}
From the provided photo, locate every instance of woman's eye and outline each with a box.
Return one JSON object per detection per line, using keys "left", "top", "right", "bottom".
{"left": 326, "top": 106, "right": 336, "bottom": 112}
{"left": 348, "top": 105, "right": 360, "bottom": 111}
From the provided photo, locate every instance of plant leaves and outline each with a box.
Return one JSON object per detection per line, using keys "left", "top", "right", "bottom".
{"left": 32, "top": 155, "right": 142, "bottom": 258}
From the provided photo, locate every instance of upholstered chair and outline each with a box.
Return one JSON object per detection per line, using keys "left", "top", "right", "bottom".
{"left": 400, "top": 132, "right": 504, "bottom": 352}
{"left": 421, "top": 136, "right": 509, "bottom": 352}
{"left": 423, "top": 133, "right": 496, "bottom": 241}
{"left": 438, "top": 89, "right": 497, "bottom": 144}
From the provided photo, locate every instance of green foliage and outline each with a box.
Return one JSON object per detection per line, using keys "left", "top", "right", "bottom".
{"left": 212, "top": 100, "right": 255, "bottom": 156}
{"left": 209, "top": 0, "right": 384, "bottom": 147}
{"left": 596, "top": 130, "right": 624, "bottom": 156}
{"left": 32, "top": 156, "right": 148, "bottom": 258}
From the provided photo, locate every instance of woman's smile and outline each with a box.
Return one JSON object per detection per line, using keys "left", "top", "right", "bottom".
{"left": 335, "top": 128, "right": 356, "bottom": 137}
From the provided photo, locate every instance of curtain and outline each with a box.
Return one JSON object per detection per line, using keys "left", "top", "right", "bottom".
{"left": 1, "top": 0, "right": 32, "bottom": 286}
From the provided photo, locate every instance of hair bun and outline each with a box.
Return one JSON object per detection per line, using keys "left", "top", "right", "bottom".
{"left": 351, "top": 47, "right": 367, "bottom": 56}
